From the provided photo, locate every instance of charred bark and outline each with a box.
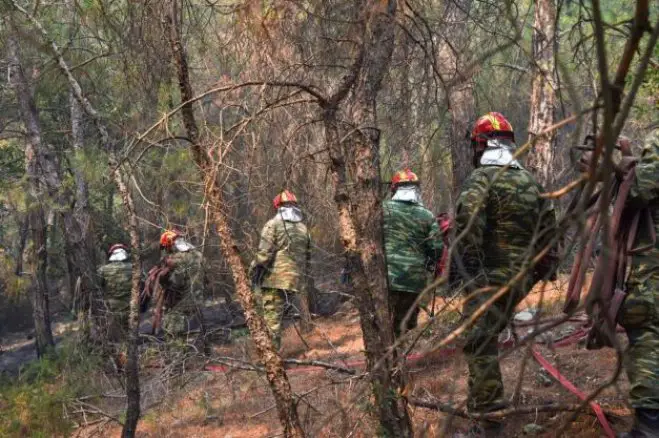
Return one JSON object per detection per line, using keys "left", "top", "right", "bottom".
{"left": 163, "top": 1, "right": 305, "bottom": 436}
{"left": 323, "top": 1, "right": 412, "bottom": 435}
{"left": 437, "top": 0, "right": 476, "bottom": 194}
{"left": 7, "top": 33, "right": 55, "bottom": 357}
{"left": 527, "top": 0, "right": 557, "bottom": 187}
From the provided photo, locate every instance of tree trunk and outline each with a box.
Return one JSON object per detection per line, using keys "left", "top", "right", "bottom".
{"left": 526, "top": 0, "right": 557, "bottom": 187}
{"left": 12, "top": 8, "right": 145, "bottom": 433}
{"left": 7, "top": 34, "right": 55, "bottom": 357}
{"left": 163, "top": 2, "right": 305, "bottom": 436}
{"left": 437, "top": 0, "right": 476, "bottom": 195}
{"left": 323, "top": 1, "right": 412, "bottom": 435}
{"left": 112, "top": 165, "right": 142, "bottom": 438}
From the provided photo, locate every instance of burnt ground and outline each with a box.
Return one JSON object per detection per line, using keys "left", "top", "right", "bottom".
{"left": 69, "top": 276, "right": 634, "bottom": 438}
{"left": 1, "top": 276, "right": 634, "bottom": 437}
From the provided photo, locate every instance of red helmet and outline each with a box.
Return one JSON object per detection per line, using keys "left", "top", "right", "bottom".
{"left": 160, "top": 230, "right": 180, "bottom": 249}
{"left": 471, "top": 112, "right": 515, "bottom": 145}
{"left": 273, "top": 190, "right": 298, "bottom": 209}
{"left": 391, "top": 169, "right": 419, "bottom": 191}
{"left": 108, "top": 243, "right": 129, "bottom": 257}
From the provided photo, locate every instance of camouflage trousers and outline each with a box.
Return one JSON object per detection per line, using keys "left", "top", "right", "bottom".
{"left": 389, "top": 290, "right": 419, "bottom": 338}
{"left": 618, "top": 276, "right": 659, "bottom": 410}
{"left": 256, "top": 288, "right": 294, "bottom": 350}
{"left": 162, "top": 288, "right": 203, "bottom": 336}
{"left": 97, "top": 302, "right": 129, "bottom": 364}
{"left": 463, "top": 285, "right": 528, "bottom": 412}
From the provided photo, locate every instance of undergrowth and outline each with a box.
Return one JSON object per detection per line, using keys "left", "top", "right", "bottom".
{"left": 0, "top": 340, "right": 105, "bottom": 437}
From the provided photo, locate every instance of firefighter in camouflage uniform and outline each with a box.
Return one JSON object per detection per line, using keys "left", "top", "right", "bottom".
{"left": 453, "top": 112, "right": 559, "bottom": 436}
{"left": 158, "top": 230, "right": 205, "bottom": 335}
{"left": 98, "top": 244, "right": 132, "bottom": 362}
{"left": 251, "top": 190, "right": 311, "bottom": 350}
{"left": 580, "top": 129, "right": 659, "bottom": 438}
{"left": 384, "top": 169, "right": 443, "bottom": 338}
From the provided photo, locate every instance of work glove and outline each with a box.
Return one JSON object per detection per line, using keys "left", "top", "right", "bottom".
{"left": 251, "top": 263, "right": 267, "bottom": 288}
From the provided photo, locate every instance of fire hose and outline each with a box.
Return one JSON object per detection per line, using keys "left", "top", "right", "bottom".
{"left": 205, "top": 317, "right": 617, "bottom": 436}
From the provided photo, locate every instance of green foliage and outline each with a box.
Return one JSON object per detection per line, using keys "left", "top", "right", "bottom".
{"left": 0, "top": 341, "right": 105, "bottom": 437}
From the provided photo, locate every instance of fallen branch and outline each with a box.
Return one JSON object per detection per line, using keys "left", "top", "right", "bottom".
{"left": 207, "top": 356, "right": 358, "bottom": 375}
{"left": 409, "top": 397, "right": 624, "bottom": 420}
{"left": 284, "top": 358, "right": 357, "bottom": 375}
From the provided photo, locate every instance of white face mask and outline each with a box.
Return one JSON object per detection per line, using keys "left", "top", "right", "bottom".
{"left": 392, "top": 185, "right": 423, "bottom": 205}
{"left": 174, "top": 238, "right": 195, "bottom": 252}
{"left": 480, "top": 139, "right": 524, "bottom": 169}
{"left": 278, "top": 206, "right": 303, "bottom": 222}
{"left": 109, "top": 248, "right": 129, "bottom": 262}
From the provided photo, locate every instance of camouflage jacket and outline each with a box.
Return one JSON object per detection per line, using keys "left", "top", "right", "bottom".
{"left": 383, "top": 200, "right": 443, "bottom": 294}
{"left": 98, "top": 261, "right": 132, "bottom": 312}
{"left": 253, "top": 210, "right": 311, "bottom": 292}
{"left": 166, "top": 250, "right": 204, "bottom": 296}
{"left": 626, "top": 128, "right": 659, "bottom": 285}
{"left": 454, "top": 165, "right": 558, "bottom": 289}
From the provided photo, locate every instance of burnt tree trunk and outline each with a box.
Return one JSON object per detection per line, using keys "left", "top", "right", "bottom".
{"left": 437, "top": 0, "right": 475, "bottom": 195}
{"left": 163, "top": 1, "right": 305, "bottom": 436}
{"left": 323, "top": 1, "right": 412, "bottom": 435}
{"left": 7, "top": 34, "right": 55, "bottom": 357}
{"left": 526, "top": 0, "right": 557, "bottom": 187}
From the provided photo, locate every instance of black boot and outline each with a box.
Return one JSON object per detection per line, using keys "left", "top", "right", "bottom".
{"left": 618, "top": 409, "right": 659, "bottom": 438}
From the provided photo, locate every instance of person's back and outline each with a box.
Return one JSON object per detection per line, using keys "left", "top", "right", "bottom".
{"left": 382, "top": 169, "right": 442, "bottom": 337}
{"left": 615, "top": 129, "right": 659, "bottom": 437}
{"left": 257, "top": 208, "right": 310, "bottom": 293}
{"left": 167, "top": 249, "right": 204, "bottom": 295}
{"left": 251, "top": 191, "right": 311, "bottom": 350}
{"left": 98, "top": 259, "right": 132, "bottom": 313}
{"left": 456, "top": 165, "right": 554, "bottom": 288}
{"left": 383, "top": 199, "right": 439, "bottom": 293}
{"left": 453, "top": 113, "right": 558, "bottom": 435}
{"left": 98, "top": 244, "right": 133, "bottom": 364}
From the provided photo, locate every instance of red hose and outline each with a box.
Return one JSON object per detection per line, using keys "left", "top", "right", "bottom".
{"left": 531, "top": 347, "right": 615, "bottom": 438}
{"left": 205, "top": 322, "right": 619, "bottom": 436}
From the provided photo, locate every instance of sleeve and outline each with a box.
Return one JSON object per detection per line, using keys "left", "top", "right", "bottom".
{"left": 254, "top": 220, "right": 277, "bottom": 267}
{"left": 97, "top": 266, "right": 107, "bottom": 290}
{"left": 535, "top": 197, "right": 559, "bottom": 281}
{"left": 424, "top": 216, "right": 444, "bottom": 267}
{"left": 305, "top": 231, "right": 312, "bottom": 287}
{"left": 627, "top": 133, "right": 659, "bottom": 207}
{"left": 453, "top": 170, "right": 489, "bottom": 279}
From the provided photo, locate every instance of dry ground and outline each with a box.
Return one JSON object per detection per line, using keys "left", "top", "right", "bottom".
{"left": 79, "top": 277, "right": 633, "bottom": 437}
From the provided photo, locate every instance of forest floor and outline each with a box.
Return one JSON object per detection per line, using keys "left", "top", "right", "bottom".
{"left": 66, "top": 276, "right": 634, "bottom": 438}
{"left": 0, "top": 277, "right": 635, "bottom": 437}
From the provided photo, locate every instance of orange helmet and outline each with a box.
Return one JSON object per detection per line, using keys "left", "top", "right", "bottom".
{"left": 108, "top": 243, "right": 129, "bottom": 257}
{"left": 471, "top": 112, "right": 515, "bottom": 145}
{"left": 391, "top": 169, "right": 419, "bottom": 191}
{"left": 273, "top": 190, "right": 297, "bottom": 209}
{"left": 160, "top": 230, "right": 180, "bottom": 249}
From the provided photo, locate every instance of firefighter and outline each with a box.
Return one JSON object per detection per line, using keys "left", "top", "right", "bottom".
{"left": 251, "top": 190, "right": 312, "bottom": 350}
{"left": 580, "top": 131, "right": 659, "bottom": 438}
{"left": 384, "top": 169, "right": 443, "bottom": 338}
{"left": 98, "top": 243, "right": 132, "bottom": 365}
{"left": 156, "top": 230, "right": 205, "bottom": 336}
{"left": 453, "top": 112, "right": 559, "bottom": 436}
